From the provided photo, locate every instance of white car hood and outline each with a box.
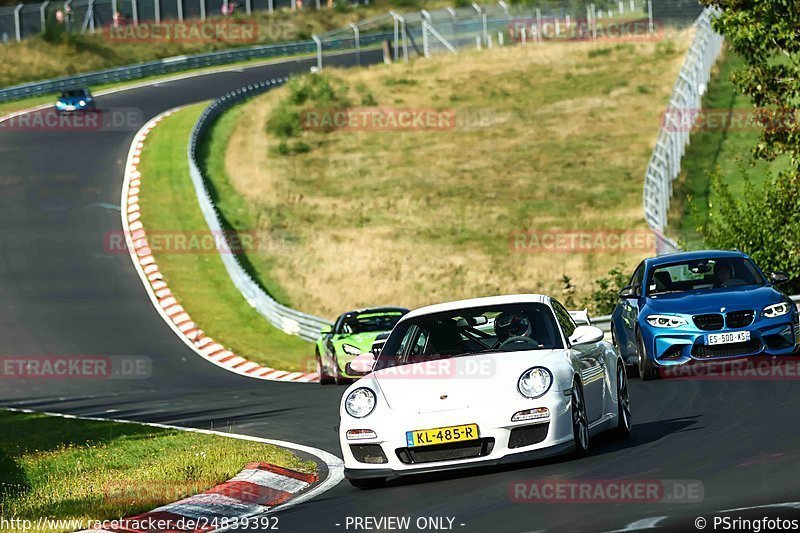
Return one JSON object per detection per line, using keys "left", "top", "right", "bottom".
{"left": 372, "top": 349, "right": 565, "bottom": 414}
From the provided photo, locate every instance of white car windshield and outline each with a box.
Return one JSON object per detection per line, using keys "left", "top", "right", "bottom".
{"left": 376, "top": 303, "right": 563, "bottom": 369}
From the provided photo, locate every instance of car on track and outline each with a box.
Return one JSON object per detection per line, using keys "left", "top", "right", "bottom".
{"left": 55, "top": 88, "right": 97, "bottom": 114}
{"left": 611, "top": 250, "right": 799, "bottom": 380}
{"left": 338, "top": 294, "right": 631, "bottom": 487}
{"left": 316, "top": 307, "right": 409, "bottom": 385}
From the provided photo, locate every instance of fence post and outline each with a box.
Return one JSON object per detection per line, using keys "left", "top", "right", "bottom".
{"left": 14, "top": 3, "right": 23, "bottom": 41}
{"left": 40, "top": 0, "right": 50, "bottom": 35}
{"left": 535, "top": 8, "right": 541, "bottom": 42}
{"left": 63, "top": 0, "right": 71, "bottom": 32}
{"left": 390, "top": 10, "right": 399, "bottom": 60}
{"left": 350, "top": 23, "right": 360, "bottom": 66}
{"left": 421, "top": 20, "right": 429, "bottom": 57}
{"left": 647, "top": 0, "right": 653, "bottom": 33}
{"left": 131, "top": 0, "right": 138, "bottom": 25}
{"left": 498, "top": 0, "right": 508, "bottom": 19}
{"left": 268, "top": 0, "right": 272, "bottom": 13}
{"left": 88, "top": 0, "right": 95, "bottom": 32}
{"left": 245, "top": 0, "right": 250, "bottom": 14}
{"left": 401, "top": 15, "right": 408, "bottom": 62}
{"left": 177, "top": 0, "right": 182, "bottom": 20}
{"left": 312, "top": 33, "right": 322, "bottom": 70}
{"left": 154, "top": 0, "right": 160, "bottom": 23}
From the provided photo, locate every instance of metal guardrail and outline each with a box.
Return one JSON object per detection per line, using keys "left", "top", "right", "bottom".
{"left": 0, "top": 31, "right": 391, "bottom": 103}
{"left": 187, "top": 78, "right": 333, "bottom": 342}
{"left": 642, "top": 7, "right": 724, "bottom": 255}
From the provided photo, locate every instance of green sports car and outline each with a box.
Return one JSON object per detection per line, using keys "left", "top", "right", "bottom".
{"left": 316, "top": 307, "right": 409, "bottom": 385}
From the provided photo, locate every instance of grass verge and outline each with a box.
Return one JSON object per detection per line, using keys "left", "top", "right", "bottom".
{"left": 216, "top": 34, "right": 694, "bottom": 318}
{"left": 669, "top": 50, "right": 791, "bottom": 248}
{"left": 0, "top": 410, "right": 313, "bottom": 532}
{"left": 137, "top": 103, "right": 312, "bottom": 371}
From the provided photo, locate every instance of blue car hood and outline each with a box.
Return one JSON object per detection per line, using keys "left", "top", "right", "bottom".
{"left": 644, "top": 285, "right": 784, "bottom": 314}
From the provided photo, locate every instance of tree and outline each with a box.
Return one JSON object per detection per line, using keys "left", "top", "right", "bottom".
{"left": 701, "top": 0, "right": 800, "bottom": 168}
{"left": 698, "top": 0, "right": 800, "bottom": 288}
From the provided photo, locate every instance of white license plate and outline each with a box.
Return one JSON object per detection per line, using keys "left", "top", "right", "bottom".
{"left": 707, "top": 331, "right": 750, "bottom": 345}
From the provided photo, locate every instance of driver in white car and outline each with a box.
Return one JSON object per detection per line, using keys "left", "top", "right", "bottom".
{"left": 495, "top": 311, "right": 534, "bottom": 344}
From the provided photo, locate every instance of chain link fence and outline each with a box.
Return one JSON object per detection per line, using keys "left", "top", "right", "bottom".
{"left": 187, "top": 78, "right": 334, "bottom": 341}
{"left": 642, "top": 7, "right": 723, "bottom": 254}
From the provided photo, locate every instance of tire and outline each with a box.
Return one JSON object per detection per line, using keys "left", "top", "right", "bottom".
{"left": 348, "top": 477, "right": 386, "bottom": 489}
{"left": 333, "top": 362, "right": 344, "bottom": 386}
{"left": 317, "top": 350, "right": 334, "bottom": 385}
{"left": 636, "top": 332, "right": 659, "bottom": 381}
{"left": 614, "top": 360, "right": 632, "bottom": 438}
{"left": 571, "top": 380, "right": 590, "bottom": 457}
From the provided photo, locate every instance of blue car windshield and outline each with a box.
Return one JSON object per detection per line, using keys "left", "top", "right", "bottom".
{"left": 61, "top": 90, "right": 88, "bottom": 98}
{"left": 647, "top": 257, "right": 766, "bottom": 296}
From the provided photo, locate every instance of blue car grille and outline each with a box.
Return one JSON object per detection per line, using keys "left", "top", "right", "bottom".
{"left": 693, "top": 339, "right": 763, "bottom": 358}
{"left": 726, "top": 310, "right": 754, "bottom": 329}
{"left": 693, "top": 314, "right": 724, "bottom": 331}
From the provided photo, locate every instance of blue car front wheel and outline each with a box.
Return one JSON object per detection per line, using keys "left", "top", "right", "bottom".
{"left": 636, "top": 332, "right": 659, "bottom": 381}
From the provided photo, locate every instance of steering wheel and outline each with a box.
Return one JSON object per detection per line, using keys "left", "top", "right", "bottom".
{"left": 499, "top": 336, "right": 539, "bottom": 350}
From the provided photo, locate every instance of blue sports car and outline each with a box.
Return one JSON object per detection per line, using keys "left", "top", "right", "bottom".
{"left": 55, "top": 88, "right": 97, "bottom": 114}
{"left": 611, "top": 250, "right": 798, "bottom": 380}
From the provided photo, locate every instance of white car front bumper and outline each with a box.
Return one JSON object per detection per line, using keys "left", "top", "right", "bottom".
{"left": 340, "top": 389, "right": 575, "bottom": 480}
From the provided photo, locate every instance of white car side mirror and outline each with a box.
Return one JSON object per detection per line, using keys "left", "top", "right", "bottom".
{"left": 346, "top": 352, "right": 376, "bottom": 375}
{"left": 569, "top": 325, "right": 604, "bottom": 346}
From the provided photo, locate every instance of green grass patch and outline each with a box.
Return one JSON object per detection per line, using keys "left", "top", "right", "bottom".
{"left": 0, "top": 410, "right": 313, "bottom": 531}
{"left": 137, "top": 104, "right": 312, "bottom": 372}
{"left": 670, "top": 50, "right": 791, "bottom": 247}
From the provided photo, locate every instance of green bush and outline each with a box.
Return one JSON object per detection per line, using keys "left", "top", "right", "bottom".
{"left": 700, "top": 169, "right": 800, "bottom": 293}
{"left": 587, "top": 264, "right": 628, "bottom": 316}
{"left": 266, "top": 106, "right": 302, "bottom": 139}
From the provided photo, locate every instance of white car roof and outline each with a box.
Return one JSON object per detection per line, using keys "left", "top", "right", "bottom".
{"left": 402, "top": 294, "right": 551, "bottom": 321}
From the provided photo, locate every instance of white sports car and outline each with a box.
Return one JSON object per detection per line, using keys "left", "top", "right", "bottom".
{"left": 339, "top": 294, "right": 631, "bottom": 488}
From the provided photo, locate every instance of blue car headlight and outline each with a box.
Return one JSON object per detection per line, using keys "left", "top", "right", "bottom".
{"left": 646, "top": 314, "right": 687, "bottom": 328}
{"left": 763, "top": 302, "right": 791, "bottom": 318}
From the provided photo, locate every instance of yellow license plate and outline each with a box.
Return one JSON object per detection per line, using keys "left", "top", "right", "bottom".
{"left": 405, "top": 424, "right": 479, "bottom": 447}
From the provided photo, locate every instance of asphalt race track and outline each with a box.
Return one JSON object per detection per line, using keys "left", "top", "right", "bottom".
{"left": 2, "top": 51, "right": 800, "bottom": 533}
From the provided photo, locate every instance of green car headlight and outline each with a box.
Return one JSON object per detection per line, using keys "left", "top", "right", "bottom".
{"left": 342, "top": 343, "right": 362, "bottom": 356}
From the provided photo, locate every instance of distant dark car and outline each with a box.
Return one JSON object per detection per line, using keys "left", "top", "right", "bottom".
{"left": 612, "top": 250, "right": 799, "bottom": 380}
{"left": 55, "top": 88, "right": 97, "bottom": 114}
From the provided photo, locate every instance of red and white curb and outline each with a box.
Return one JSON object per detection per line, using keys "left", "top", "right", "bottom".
{"left": 122, "top": 108, "right": 318, "bottom": 383}
{"left": 85, "top": 463, "right": 318, "bottom": 533}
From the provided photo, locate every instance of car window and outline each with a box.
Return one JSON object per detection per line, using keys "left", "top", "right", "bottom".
{"left": 647, "top": 257, "right": 766, "bottom": 295}
{"left": 630, "top": 262, "right": 645, "bottom": 293}
{"left": 377, "top": 303, "right": 564, "bottom": 370}
{"left": 551, "top": 300, "right": 577, "bottom": 340}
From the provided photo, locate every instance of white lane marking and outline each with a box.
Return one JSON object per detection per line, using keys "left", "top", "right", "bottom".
{"left": 1, "top": 406, "right": 345, "bottom": 518}
{"left": 719, "top": 501, "right": 800, "bottom": 512}
{"left": 605, "top": 516, "right": 669, "bottom": 532}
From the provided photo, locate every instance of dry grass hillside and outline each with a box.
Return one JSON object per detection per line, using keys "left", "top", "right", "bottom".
{"left": 220, "top": 33, "right": 691, "bottom": 318}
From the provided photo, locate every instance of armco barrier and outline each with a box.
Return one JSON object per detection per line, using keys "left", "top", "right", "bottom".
{"left": 0, "top": 31, "right": 393, "bottom": 103}
{"left": 187, "top": 78, "right": 333, "bottom": 342}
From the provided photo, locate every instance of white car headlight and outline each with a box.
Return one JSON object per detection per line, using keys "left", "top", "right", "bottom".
{"left": 763, "top": 302, "right": 791, "bottom": 318}
{"left": 518, "top": 367, "right": 552, "bottom": 399}
{"left": 345, "top": 388, "right": 376, "bottom": 418}
{"left": 646, "top": 314, "right": 686, "bottom": 328}
{"left": 78, "top": 100, "right": 86, "bottom": 106}
{"left": 342, "top": 343, "right": 362, "bottom": 356}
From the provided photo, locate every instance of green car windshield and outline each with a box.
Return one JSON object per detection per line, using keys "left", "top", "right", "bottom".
{"left": 341, "top": 312, "right": 404, "bottom": 335}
